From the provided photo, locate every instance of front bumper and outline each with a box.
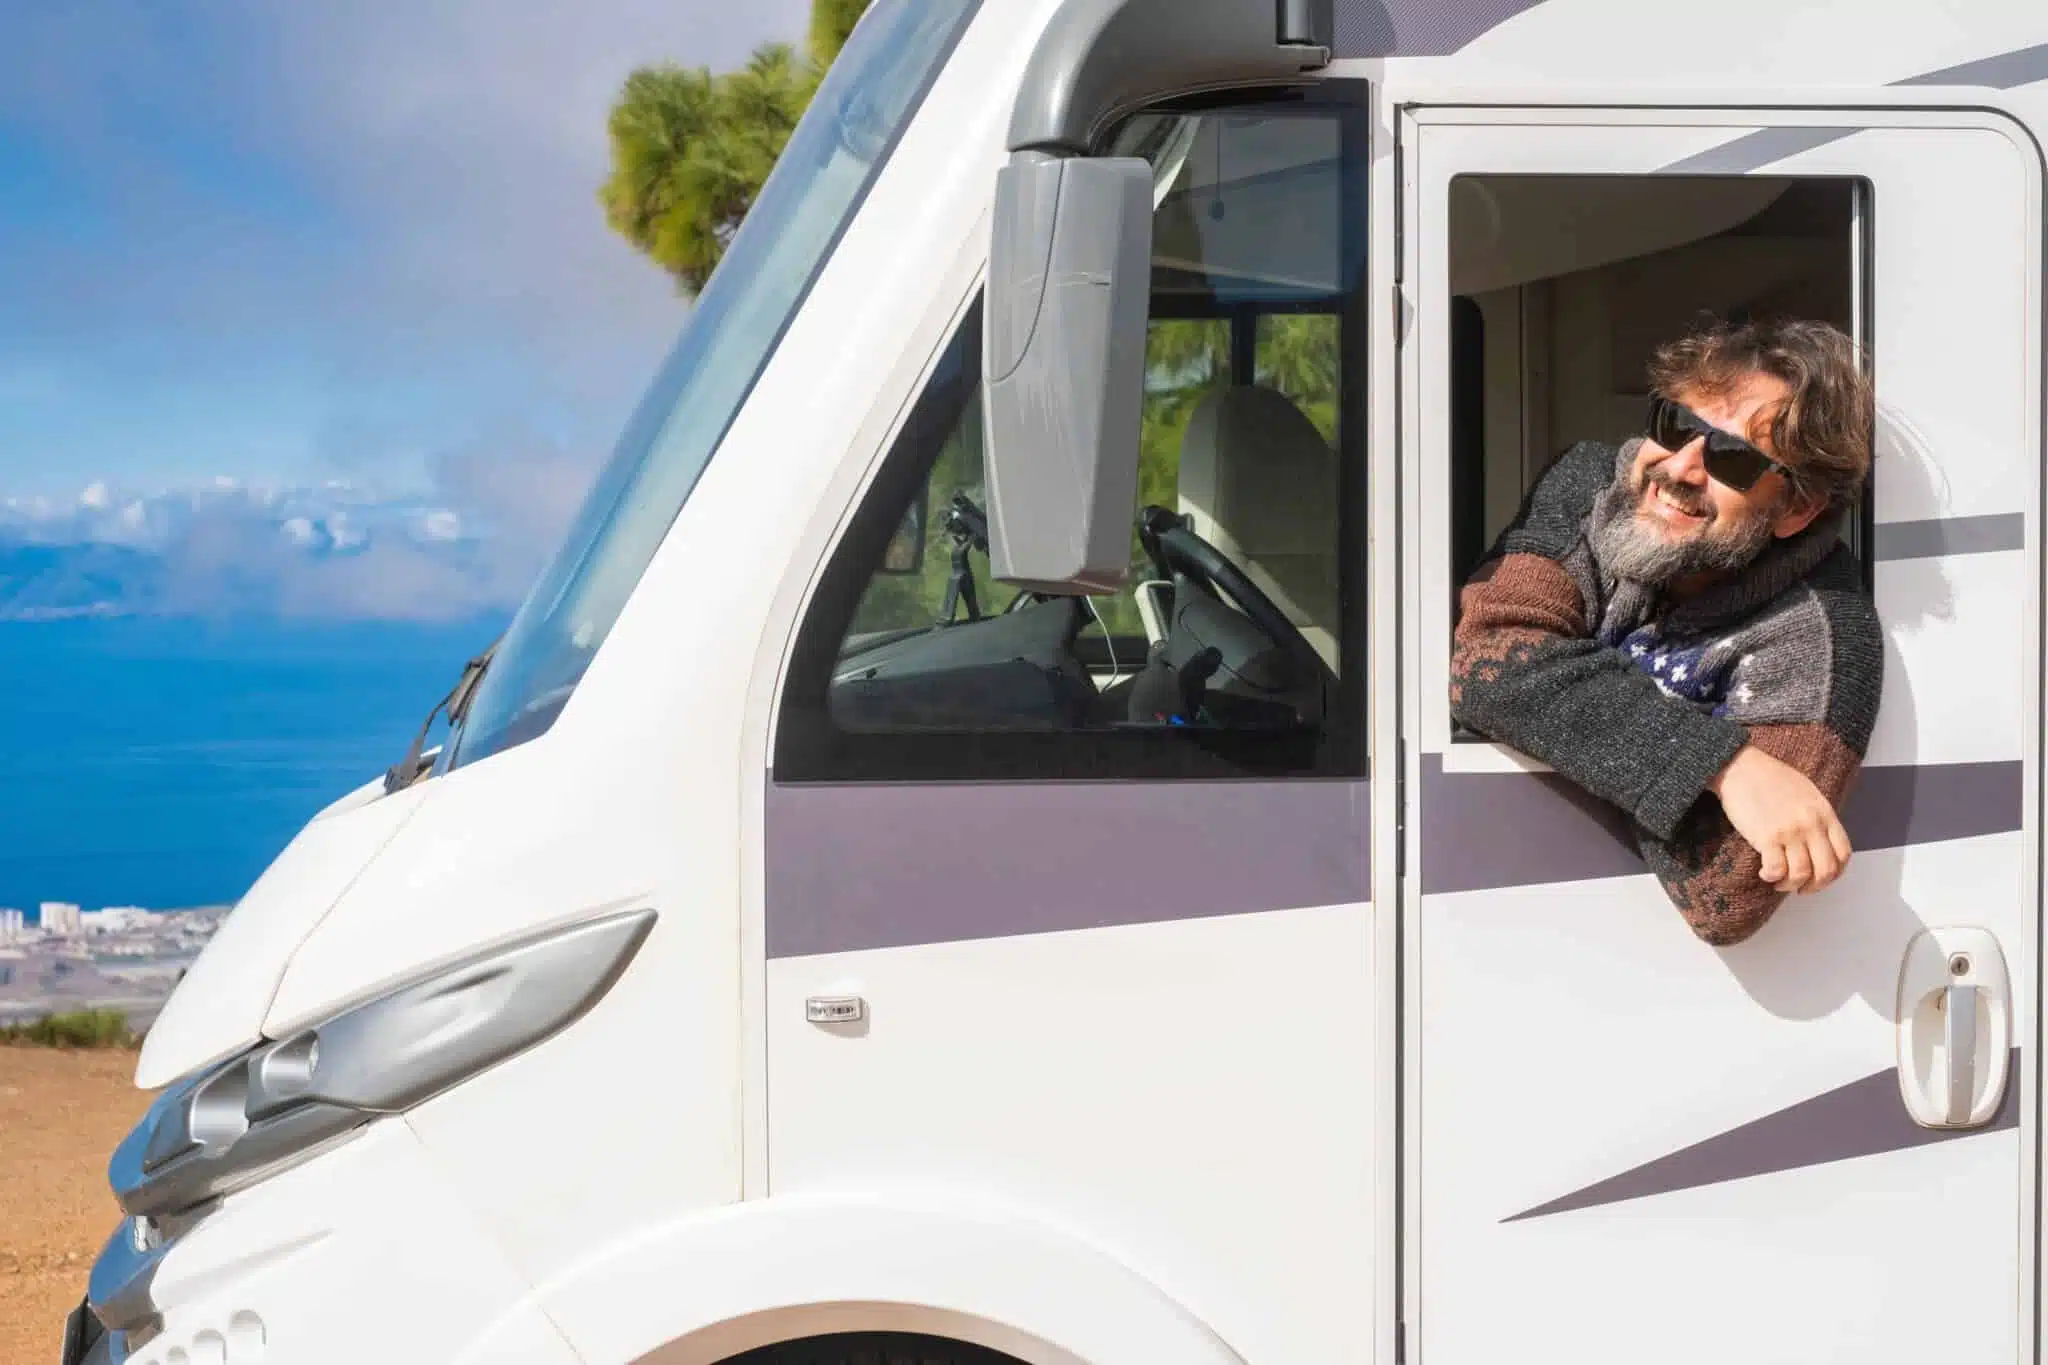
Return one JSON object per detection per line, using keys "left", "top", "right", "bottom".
{"left": 58, "top": 1296, "right": 111, "bottom": 1365}
{"left": 74, "top": 1117, "right": 580, "bottom": 1365}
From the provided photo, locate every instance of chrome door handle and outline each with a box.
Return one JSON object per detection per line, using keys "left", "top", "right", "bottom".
{"left": 1897, "top": 927, "right": 2009, "bottom": 1130}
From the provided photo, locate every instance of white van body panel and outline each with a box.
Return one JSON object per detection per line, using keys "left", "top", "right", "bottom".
{"left": 765, "top": 902, "right": 1374, "bottom": 1365}
{"left": 135, "top": 782, "right": 430, "bottom": 1088}
{"left": 128, "top": 1119, "right": 579, "bottom": 1365}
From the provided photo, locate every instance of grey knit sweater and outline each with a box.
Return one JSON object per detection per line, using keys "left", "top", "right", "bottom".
{"left": 1449, "top": 439, "right": 1885, "bottom": 945}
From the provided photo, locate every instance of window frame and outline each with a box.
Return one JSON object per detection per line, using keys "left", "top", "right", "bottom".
{"left": 771, "top": 84, "right": 1375, "bottom": 785}
{"left": 1421, "top": 159, "right": 1879, "bottom": 771}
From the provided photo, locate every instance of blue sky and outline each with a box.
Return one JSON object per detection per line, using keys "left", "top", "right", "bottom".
{"left": 0, "top": 0, "right": 806, "bottom": 514}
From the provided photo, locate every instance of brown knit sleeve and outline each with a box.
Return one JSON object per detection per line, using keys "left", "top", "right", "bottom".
{"left": 1646, "top": 722, "right": 1863, "bottom": 945}
{"left": 1449, "top": 546, "right": 1750, "bottom": 839}
{"left": 1450, "top": 552, "right": 1591, "bottom": 709}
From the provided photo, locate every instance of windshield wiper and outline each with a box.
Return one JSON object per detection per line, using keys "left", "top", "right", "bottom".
{"left": 384, "top": 637, "right": 499, "bottom": 794}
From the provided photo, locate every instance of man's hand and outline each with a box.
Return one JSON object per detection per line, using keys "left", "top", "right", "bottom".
{"left": 1708, "top": 744, "right": 1853, "bottom": 893}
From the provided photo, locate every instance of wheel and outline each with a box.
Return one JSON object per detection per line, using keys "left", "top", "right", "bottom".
{"left": 720, "top": 1332, "right": 1030, "bottom": 1365}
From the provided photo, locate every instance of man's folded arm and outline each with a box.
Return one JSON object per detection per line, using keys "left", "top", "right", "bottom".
{"left": 1636, "top": 723, "right": 1858, "bottom": 944}
{"left": 1636, "top": 572, "right": 1883, "bottom": 945}
{"left": 1450, "top": 550, "right": 1749, "bottom": 842}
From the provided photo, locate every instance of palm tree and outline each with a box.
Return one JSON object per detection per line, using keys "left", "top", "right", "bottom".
{"left": 599, "top": 1, "right": 870, "bottom": 294}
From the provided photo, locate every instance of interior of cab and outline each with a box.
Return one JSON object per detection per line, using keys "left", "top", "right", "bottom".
{"left": 825, "top": 100, "right": 1362, "bottom": 738}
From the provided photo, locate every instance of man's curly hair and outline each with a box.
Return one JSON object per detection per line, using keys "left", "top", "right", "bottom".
{"left": 1647, "top": 316, "right": 1873, "bottom": 511}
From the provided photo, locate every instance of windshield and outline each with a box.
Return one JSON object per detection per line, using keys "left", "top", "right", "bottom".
{"left": 442, "top": 0, "right": 982, "bottom": 771}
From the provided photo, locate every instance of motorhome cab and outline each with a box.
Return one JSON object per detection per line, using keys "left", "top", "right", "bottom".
{"left": 67, "top": 2, "right": 2048, "bottom": 1362}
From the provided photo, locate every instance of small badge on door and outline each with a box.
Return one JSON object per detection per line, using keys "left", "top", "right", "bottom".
{"left": 806, "top": 995, "right": 866, "bottom": 1024}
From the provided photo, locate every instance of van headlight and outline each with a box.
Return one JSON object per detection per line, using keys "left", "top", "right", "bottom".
{"left": 110, "top": 905, "right": 655, "bottom": 1220}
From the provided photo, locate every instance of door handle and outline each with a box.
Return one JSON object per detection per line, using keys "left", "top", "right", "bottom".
{"left": 1897, "top": 927, "right": 2009, "bottom": 1130}
{"left": 1943, "top": 983, "right": 1978, "bottom": 1125}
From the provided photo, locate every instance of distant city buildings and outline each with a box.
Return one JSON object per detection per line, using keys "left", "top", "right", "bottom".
{"left": 38, "top": 901, "right": 83, "bottom": 936}
{"left": 0, "top": 903, "right": 228, "bottom": 1029}
{"left": 82, "top": 906, "right": 153, "bottom": 934}
{"left": 13, "top": 903, "right": 172, "bottom": 939}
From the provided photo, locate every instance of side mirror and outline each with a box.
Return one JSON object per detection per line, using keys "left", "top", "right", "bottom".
{"left": 982, "top": 152, "right": 1154, "bottom": 595}
{"left": 879, "top": 492, "right": 928, "bottom": 574}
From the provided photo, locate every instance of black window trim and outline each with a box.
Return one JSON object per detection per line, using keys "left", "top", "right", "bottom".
{"left": 772, "top": 81, "right": 1374, "bottom": 786}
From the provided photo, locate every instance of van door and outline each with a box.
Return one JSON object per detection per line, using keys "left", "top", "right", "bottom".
{"left": 1398, "top": 106, "right": 2040, "bottom": 1363}
{"left": 763, "top": 88, "right": 1384, "bottom": 1365}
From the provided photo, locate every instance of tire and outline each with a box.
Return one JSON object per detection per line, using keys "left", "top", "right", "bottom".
{"left": 720, "top": 1333, "right": 1029, "bottom": 1365}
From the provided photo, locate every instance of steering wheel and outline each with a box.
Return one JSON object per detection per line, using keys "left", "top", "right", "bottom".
{"left": 1141, "top": 507, "right": 1332, "bottom": 689}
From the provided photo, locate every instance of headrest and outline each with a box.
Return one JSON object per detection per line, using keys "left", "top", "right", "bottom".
{"left": 1178, "top": 385, "right": 1336, "bottom": 561}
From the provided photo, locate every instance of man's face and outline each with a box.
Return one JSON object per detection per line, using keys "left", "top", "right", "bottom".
{"left": 1600, "top": 369, "right": 1824, "bottom": 586}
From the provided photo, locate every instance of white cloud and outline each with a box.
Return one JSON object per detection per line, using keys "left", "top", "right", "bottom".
{"left": 78, "top": 480, "right": 110, "bottom": 510}
{"left": 3, "top": 436, "right": 608, "bottom": 620}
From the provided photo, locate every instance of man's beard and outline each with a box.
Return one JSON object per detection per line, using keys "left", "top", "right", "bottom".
{"left": 1588, "top": 443, "right": 1778, "bottom": 586}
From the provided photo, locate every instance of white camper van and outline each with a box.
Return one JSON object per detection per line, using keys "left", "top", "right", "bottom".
{"left": 64, "top": 1, "right": 2048, "bottom": 1362}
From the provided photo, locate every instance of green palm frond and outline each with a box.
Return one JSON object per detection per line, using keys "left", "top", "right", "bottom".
{"left": 599, "top": 1, "right": 871, "bottom": 294}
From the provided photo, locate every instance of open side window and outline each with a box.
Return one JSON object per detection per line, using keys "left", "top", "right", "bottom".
{"left": 1443, "top": 172, "right": 1875, "bottom": 745}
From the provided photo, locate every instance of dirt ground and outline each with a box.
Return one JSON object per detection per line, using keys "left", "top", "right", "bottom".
{"left": 0, "top": 1047, "right": 152, "bottom": 1363}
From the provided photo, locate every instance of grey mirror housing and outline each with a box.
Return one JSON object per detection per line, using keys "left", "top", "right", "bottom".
{"left": 979, "top": 0, "right": 1334, "bottom": 595}
{"left": 982, "top": 151, "right": 1154, "bottom": 595}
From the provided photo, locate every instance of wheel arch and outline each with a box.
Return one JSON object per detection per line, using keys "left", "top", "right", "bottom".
{"left": 526, "top": 1192, "right": 1249, "bottom": 1365}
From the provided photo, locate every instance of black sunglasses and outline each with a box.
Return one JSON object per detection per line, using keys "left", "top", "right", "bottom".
{"left": 1646, "top": 396, "right": 1792, "bottom": 493}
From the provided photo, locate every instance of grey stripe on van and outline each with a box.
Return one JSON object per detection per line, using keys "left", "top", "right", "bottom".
{"left": 1422, "top": 755, "right": 2022, "bottom": 895}
{"left": 1333, "top": 7, "right": 2048, "bottom": 83}
{"left": 1504, "top": 1047, "right": 2021, "bottom": 1222}
{"left": 1654, "top": 41, "right": 2048, "bottom": 176}
{"left": 1331, "top": 0, "right": 1548, "bottom": 58}
{"left": 766, "top": 756, "right": 2017, "bottom": 954}
{"left": 1659, "top": 127, "right": 1862, "bottom": 177}
{"left": 764, "top": 777, "right": 1370, "bottom": 959}
{"left": 1874, "top": 513, "right": 2025, "bottom": 562}
{"left": 1895, "top": 40, "right": 2048, "bottom": 89}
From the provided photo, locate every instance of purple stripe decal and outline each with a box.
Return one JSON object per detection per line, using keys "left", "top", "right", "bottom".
{"left": 1421, "top": 754, "right": 1643, "bottom": 895}
{"left": 1839, "top": 759, "right": 2025, "bottom": 851}
{"left": 1332, "top": 0, "right": 1548, "bottom": 58}
{"left": 764, "top": 779, "right": 1370, "bottom": 959}
{"left": 1504, "top": 1050, "right": 2021, "bottom": 1222}
{"left": 1422, "top": 756, "right": 2022, "bottom": 895}
{"left": 1895, "top": 40, "right": 2048, "bottom": 88}
{"left": 1658, "top": 127, "right": 1861, "bottom": 176}
{"left": 1873, "top": 513, "right": 2025, "bottom": 562}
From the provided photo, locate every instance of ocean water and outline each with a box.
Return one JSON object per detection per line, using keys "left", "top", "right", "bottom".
{"left": 0, "top": 614, "right": 507, "bottom": 913}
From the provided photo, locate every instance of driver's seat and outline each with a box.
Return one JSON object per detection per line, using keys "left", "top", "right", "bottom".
{"left": 1177, "top": 384, "right": 1341, "bottom": 672}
